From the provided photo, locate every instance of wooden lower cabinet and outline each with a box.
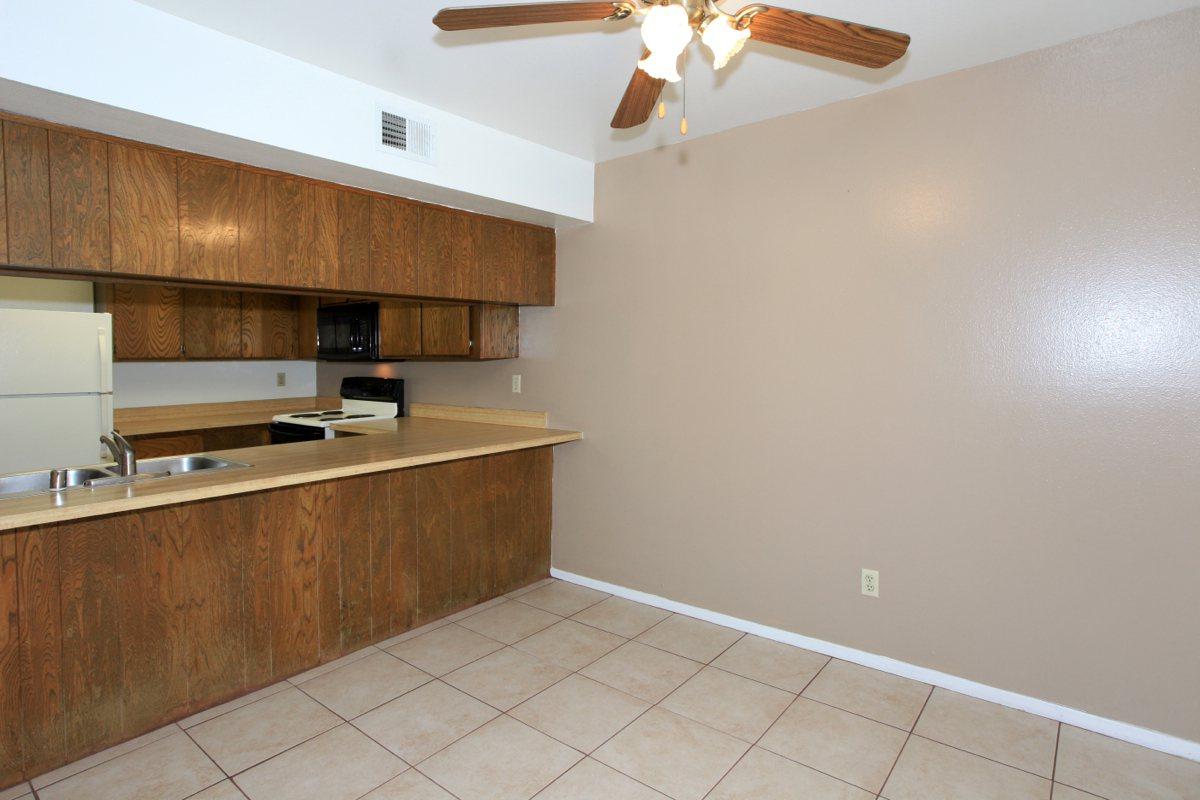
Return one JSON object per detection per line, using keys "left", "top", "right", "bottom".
{"left": 0, "top": 448, "right": 552, "bottom": 788}
{"left": 126, "top": 425, "right": 269, "bottom": 459}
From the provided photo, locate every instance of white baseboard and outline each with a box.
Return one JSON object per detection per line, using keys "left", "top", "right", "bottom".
{"left": 551, "top": 567, "right": 1200, "bottom": 764}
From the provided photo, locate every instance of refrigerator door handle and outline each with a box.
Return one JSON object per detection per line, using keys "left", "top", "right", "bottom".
{"left": 98, "top": 328, "right": 112, "bottom": 393}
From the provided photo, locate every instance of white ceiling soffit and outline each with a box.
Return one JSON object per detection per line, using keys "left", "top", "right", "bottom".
{"left": 134, "top": 0, "right": 1199, "bottom": 162}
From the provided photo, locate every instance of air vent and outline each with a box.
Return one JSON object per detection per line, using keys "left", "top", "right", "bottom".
{"left": 379, "top": 109, "right": 435, "bottom": 162}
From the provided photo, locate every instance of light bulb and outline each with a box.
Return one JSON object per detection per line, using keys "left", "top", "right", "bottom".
{"left": 638, "top": 3, "right": 693, "bottom": 83}
{"left": 701, "top": 14, "right": 750, "bottom": 69}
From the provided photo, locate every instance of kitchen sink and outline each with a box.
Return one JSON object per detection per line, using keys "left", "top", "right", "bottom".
{"left": 137, "top": 455, "right": 249, "bottom": 474}
{"left": 0, "top": 455, "right": 249, "bottom": 500}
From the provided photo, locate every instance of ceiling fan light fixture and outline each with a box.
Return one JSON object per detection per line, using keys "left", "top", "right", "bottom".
{"left": 637, "top": 2, "right": 693, "bottom": 83}
{"left": 701, "top": 13, "right": 750, "bottom": 70}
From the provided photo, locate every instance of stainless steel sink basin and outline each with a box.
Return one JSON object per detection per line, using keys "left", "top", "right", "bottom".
{"left": 138, "top": 455, "right": 250, "bottom": 474}
{"left": 0, "top": 466, "right": 116, "bottom": 499}
{"left": 0, "top": 455, "right": 249, "bottom": 500}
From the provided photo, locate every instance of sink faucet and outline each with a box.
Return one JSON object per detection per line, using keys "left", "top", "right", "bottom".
{"left": 100, "top": 431, "right": 138, "bottom": 477}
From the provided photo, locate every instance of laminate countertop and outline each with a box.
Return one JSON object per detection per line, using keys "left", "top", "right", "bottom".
{"left": 0, "top": 416, "right": 581, "bottom": 532}
{"left": 114, "top": 397, "right": 343, "bottom": 436}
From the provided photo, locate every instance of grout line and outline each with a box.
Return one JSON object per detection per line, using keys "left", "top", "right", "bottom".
{"left": 876, "top": 688, "right": 934, "bottom": 796}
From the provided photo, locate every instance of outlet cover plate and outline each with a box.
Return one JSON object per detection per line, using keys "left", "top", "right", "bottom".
{"left": 861, "top": 568, "right": 879, "bottom": 598}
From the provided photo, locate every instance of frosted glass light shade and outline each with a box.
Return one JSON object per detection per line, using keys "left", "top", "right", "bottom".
{"left": 701, "top": 14, "right": 750, "bottom": 69}
{"left": 638, "top": 3, "right": 693, "bottom": 82}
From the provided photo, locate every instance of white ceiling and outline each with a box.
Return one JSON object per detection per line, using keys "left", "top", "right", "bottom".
{"left": 135, "top": 0, "right": 1196, "bottom": 162}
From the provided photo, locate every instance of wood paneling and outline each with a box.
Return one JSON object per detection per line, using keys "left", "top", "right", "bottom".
{"left": 48, "top": 131, "right": 110, "bottom": 271}
{"left": 418, "top": 206, "right": 480, "bottom": 300}
{"left": 109, "top": 143, "right": 178, "bottom": 277}
{"left": 241, "top": 292, "right": 298, "bottom": 359}
{"left": 15, "top": 526, "right": 63, "bottom": 776}
{"left": 57, "top": 516, "right": 123, "bottom": 761}
{"left": 421, "top": 304, "right": 472, "bottom": 356}
{"left": 3, "top": 122, "right": 52, "bottom": 267}
{"left": 0, "top": 451, "right": 552, "bottom": 790}
{"left": 115, "top": 509, "right": 187, "bottom": 735}
{"left": 379, "top": 300, "right": 422, "bottom": 358}
{"left": 415, "top": 463, "right": 456, "bottom": 623}
{"left": 472, "top": 304, "right": 519, "bottom": 360}
{"left": 183, "top": 288, "right": 242, "bottom": 359}
{"left": 179, "top": 160, "right": 239, "bottom": 282}
{"left": 371, "top": 197, "right": 419, "bottom": 295}
{"left": 337, "top": 191, "right": 371, "bottom": 292}
{"left": 237, "top": 169, "right": 268, "bottom": 284}
{"left": 102, "top": 283, "right": 184, "bottom": 360}
{"left": 0, "top": 535, "right": 20, "bottom": 786}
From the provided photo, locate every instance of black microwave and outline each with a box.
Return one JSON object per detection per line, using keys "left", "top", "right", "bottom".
{"left": 316, "top": 302, "right": 379, "bottom": 360}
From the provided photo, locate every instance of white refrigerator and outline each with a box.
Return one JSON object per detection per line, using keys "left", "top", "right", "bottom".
{"left": 0, "top": 309, "right": 114, "bottom": 474}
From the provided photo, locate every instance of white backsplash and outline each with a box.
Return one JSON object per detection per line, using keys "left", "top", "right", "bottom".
{"left": 114, "top": 360, "right": 317, "bottom": 408}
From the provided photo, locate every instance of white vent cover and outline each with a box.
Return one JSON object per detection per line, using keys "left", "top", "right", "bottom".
{"left": 378, "top": 108, "right": 436, "bottom": 163}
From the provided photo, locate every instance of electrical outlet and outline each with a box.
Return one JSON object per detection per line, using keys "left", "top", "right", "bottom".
{"left": 861, "top": 568, "right": 879, "bottom": 598}
{"left": 276, "top": 372, "right": 286, "bottom": 387}
{"left": 512, "top": 374, "right": 522, "bottom": 394}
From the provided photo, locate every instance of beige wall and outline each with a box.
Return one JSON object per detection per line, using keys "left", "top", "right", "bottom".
{"left": 319, "top": 10, "right": 1200, "bottom": 741}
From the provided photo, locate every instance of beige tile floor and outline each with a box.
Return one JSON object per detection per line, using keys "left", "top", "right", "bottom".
{"left": 12, "top": 578, "right": 1200, "bottom": 800}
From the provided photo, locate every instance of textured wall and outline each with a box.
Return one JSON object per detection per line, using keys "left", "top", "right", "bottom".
{"left": 319, "top": 10, "right": 1200, "bottom": 741}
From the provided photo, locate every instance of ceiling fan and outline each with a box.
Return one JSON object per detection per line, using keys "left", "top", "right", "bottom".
{"left": 432, "top": 0, "right": 910, "bottom": 131}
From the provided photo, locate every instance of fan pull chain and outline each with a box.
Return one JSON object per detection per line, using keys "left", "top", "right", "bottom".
{"left": 680, "top": 58, "right": 689, "bottom": 135}
{"left": 658, "top": 101, "right": 666, "bottom": 119}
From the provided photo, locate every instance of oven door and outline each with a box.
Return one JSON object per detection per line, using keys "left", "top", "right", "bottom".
{"left": 268, "top": 421, "right": 326, "bottom": 444}
{"left": 316, "top": 302, "right": 380, "bottom": 360}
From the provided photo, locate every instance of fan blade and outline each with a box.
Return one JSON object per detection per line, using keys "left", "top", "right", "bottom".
{"left": 434, "top": 2, "right": 622, "bottom": 31}
{"left": 741, "top": 5, "right": 910, "bottom": 68}
{"left": 611, "top": 50, "right": 666, "bottom": 129}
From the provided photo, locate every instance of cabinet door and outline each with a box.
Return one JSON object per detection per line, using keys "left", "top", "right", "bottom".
{"left": 337, "top": 190, "right": 371, "bottom": 292}
{"left": 179, "top": 159, "right": 239, "bottom": 282}
{"left": 471, "top": 305, "right": 518, "bottom": 360}
{"left": 520, "top": 225, "right": 556, "bottom": 305}
{"left": 183, "top": 288, "right": 242, "bottom": 359}
{"left": 296, "top": 297, "right": 319, "bottom": 359}
{"left": 265, "top": 176, "right": 339, "bottom": 289}
{"left": 0, "top": 125, "right": 6, "bottom": 264}
{"left": 237, "top": 169, "right": 268, "bottom": 284}
{"left": 241, "top": 292, "right": 298, "bottom": 359}
{"left": 478, "top": 218, "right": 523, "bottom": 303}
{"left": 370, "top": 196, "right": 418, "bottom": 295}
{"left": 421, "top": 304, "right": 471, "bottom": 357}
{"left": 110, "top": 143, "right": 179, "bottom": 276}
{"left": 417, "top": 205, "right": 480, "bottom": 300}
{"left": 3, "top": 121, "right": 52, "bottom": 267}
{"left": 104, "top": 284, "right": 184, "bottom": 360}
{"left": 48, "top": 131, "right": 110, "bottom": 271}
{"left": 378, "top": 300, "right": 422, "bottom": 358}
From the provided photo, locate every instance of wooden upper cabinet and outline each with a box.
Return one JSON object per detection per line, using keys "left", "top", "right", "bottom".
{"left": 264, "top": 176, "right": 339, "bottom": 289}
{"left": 48, "top": 131, "right": 110, "bottom": 271}
{"left": 0, "top": 125, "right": 6, "bottom": 263}
{"left": 371, "top": 197, "right": 419, "bottom": 295}
{"left": 379, "top": 300, "right": 422, "bottom": 358}
{"left": 183, "top": 288, "right": 242, "bottom": 359}
{"left": 418, "top": 206, "right": 480, "bottom": 301}
{"left": 478, "top": 218, "right": 519, "bottom": 303}
{"left": 237, "top": 169, "right": 268, "bottom": 284}
{"left": 520, "top": 225, "right": 555, "bottom": 305}
{"left": 2, "top": 121, "right": 52, "bottom": 267}
{"left": 337, "top": 190, "right": 371, "bottom": 292}
{"left": 109, "top": 142, "right": 179, "bottom": 277}
{"left": 421, "top": 304, "right": 472, "bottom": 357}
{"left": 179, "top": 159, "right": 239, "bottom": 282}
{"left": 99, "top": 283, "right": 184, "bottom": 360}
{"left": 471, "top": 304, "right": 519, "bottom": 360}
{"left": 241, "top": 292, "right": 299, "bottom": 359}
